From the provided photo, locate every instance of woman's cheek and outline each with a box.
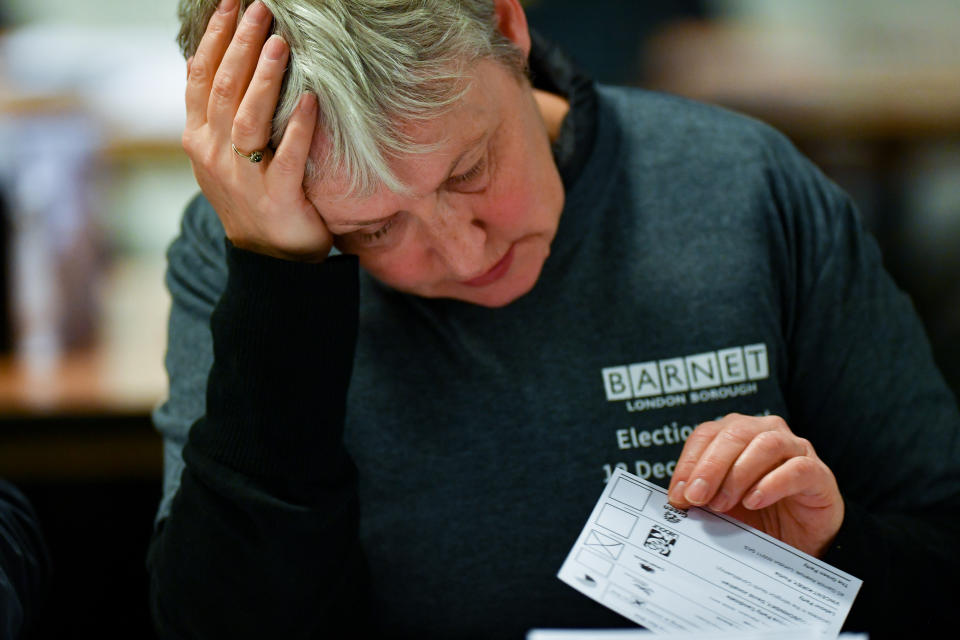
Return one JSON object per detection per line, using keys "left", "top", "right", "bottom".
{"left": 362, "top": 245, "right": 432, "bottom": 290}
{"left": 486, "top": 176, "right": 534, "bottom": 229}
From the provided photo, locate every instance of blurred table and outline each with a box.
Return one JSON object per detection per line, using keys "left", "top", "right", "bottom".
{"left": 0, "top": 257, "right": 168, "bottom": 479}
{"left": 644, "top": 20, "right": 960, "bottom": 142}
{"left": 643, "top": 19, "right": 960, "bottom": 269}
{"left": 0, "top": 349, "right": 156, "bottom": 415}
{"left": 0, "top": 256, "right": 167, "bottom": 415}
{"left": 1, "top": 74, "right": 182, "bottom": 481}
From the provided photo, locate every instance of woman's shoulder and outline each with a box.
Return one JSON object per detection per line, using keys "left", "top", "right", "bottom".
{"left": 178, "top": 192, "right": 226, "bottom": 248}
{"left": 597, "top": 85, "right": 802, "bottom": 171}
{"left": 165, "top": 193, "right": 229, "bottom": 297}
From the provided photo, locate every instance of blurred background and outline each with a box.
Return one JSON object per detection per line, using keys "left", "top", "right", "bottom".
{"left": 1, "top": 0, "right": 958, "bottom": 636}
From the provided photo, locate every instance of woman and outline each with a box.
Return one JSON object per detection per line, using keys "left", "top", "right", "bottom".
{"left": 149, "top": 1, "right": 960, "bottom": 637}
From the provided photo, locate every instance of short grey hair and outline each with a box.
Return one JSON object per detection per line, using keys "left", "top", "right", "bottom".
{"left": 177, "top": 0, "right": 527, "bottom": 195}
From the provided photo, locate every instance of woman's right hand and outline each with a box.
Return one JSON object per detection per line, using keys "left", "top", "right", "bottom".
{"left": 183, "top": 0, "right": 333, "bottom": 262}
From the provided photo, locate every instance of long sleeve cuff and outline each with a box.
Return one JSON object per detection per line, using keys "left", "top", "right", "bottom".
{"left": 188, "top": 242, "right": 359, "bottom": 504}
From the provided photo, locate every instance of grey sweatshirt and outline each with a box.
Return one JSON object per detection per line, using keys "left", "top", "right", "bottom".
{"left": 148, "top": 38, "right": 960, "bottom": 639}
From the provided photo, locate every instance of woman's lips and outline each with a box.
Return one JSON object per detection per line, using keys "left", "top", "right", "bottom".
{"left": 462, "top": 245, "right": 515, "bottom": 287}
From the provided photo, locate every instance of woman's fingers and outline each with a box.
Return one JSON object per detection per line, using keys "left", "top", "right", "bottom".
{"left": 706, "top": 430, "right": 811, "bottom": 512}
{"left": 666, "top": 413, "right": 843, "bottom": 557}
{"left": 667, "top": 420, "right": 721, "bottom": 504}
{"left": 179, "top": 2, "right": 331, "bottom": 261}
{"left": 742, "top": 455, "right": 837, "bottom": 511}
{"left": 185, "top": 0, "right": 240, "bottom": 129}
{"left": 268, "top": 92, "right": 318, "bottom": 191}
{"left": 207, "top": 1, "right": 275, "bottom": 136}
{"left": 231, "top": 34, "right": 290, "bottom": 155}
{"left": 222, "top": 91, "right": 330, "bottom": 260}
{"left": 668, "top": 414, "right": 790, "bottom": 508}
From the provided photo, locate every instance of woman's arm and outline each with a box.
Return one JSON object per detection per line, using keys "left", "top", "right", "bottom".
{"left": 147, "top": 244, "right": 370, "bottom": 638}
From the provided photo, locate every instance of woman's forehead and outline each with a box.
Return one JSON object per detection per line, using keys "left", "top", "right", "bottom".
{"left": 308, "top": 127, "right": 488, "bottom": 228}
{"left": 309, "top": 121, "right": 483, "bottom": 200}
{"left": 307, "top": 63, "right": 513, "bottom": 217}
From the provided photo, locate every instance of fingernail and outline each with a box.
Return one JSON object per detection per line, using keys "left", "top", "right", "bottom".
{"left": 265, "top": 34, "right": 286, "bottom": 60}
{"left": 708, "top": 490, "right": 729, "bottom": 512}
{"left": 743, "top": 490, "right": 763, "bottom": 510}
{"left": 669, "top": 481, "right": 686, "bottom": 504}
{"left": 243, "top": 1, "right": 268, "bottom": 23}
{"left": 685, "top": 478, "right": 710, "bottom": 504}
{"left": 299, "top": 92, "right": 316, "bottom": 112}
{"left": 218, "top": 0, "right": 238, "bottom": 14}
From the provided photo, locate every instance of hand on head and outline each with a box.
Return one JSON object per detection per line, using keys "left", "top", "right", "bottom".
{"left": 668, "top": 413, "right": 844, "bottom": 557}
{"left": 182, "top": 0, "right": 333, "bottom": 262}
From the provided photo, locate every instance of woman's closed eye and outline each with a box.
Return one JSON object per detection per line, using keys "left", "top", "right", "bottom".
{"left": 446, "top": 157, "right": 487, "bottom": 191}
{"left": 356, "top": 216, "right": 398, "bottom": 244}
{"left": 339, "top": 155, "right": 489, "bottom": 249}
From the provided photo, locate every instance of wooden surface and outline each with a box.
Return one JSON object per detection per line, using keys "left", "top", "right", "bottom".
{"left": 0, "top": 257, "right": 168, "bottom": 478}
{"left": 644, "top": 21, "right": 960, "bottom": 141}
{"left": 0, "top": 349, "right": 159, "bottom": 416}
{"left": 0, "top": 257, "right": 169, "bottom": 417}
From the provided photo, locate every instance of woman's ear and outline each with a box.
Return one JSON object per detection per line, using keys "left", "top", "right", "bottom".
{"left": 492, "top": 0, "right": 531, "bottom": 57}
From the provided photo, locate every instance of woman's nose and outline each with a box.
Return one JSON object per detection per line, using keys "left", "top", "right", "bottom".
{"left": 421, "top": 201, "right": 488, "bottom": 279}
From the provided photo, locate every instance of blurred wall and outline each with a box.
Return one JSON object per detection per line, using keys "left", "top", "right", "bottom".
{"left": 4, "top": 0, "right": 179, "bottom": 27}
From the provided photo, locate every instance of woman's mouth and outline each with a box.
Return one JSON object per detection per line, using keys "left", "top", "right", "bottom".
{"left": 462, "top": 244, "right": 516, "bottom": 287}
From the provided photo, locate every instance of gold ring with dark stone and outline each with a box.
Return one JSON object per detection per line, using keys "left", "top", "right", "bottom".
{"left": 232, "top": 143, "right": 264, "bottom": 163}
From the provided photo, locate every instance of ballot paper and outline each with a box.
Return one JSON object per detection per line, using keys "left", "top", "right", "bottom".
{"left": 557, "top": 469, "right": 861, "bottom": 638}
{"left": 527, "top": 630, "right": 869, "bottom": 640}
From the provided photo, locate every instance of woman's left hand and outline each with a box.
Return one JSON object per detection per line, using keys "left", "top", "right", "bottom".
{"left": 667, "top": 413, "right": 844, "bottom": 557}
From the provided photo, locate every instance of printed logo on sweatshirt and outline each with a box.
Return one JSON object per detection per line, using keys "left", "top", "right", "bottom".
{"left": 601, "top": 343, "right": 769, "bottom": 413}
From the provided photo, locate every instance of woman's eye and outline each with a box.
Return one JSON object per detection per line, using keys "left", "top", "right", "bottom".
{"left": 357, "top": 217, "right": 397, "bottom": 245}
{"left": 447, "top": 158, "right": 487, "bottom": 189}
